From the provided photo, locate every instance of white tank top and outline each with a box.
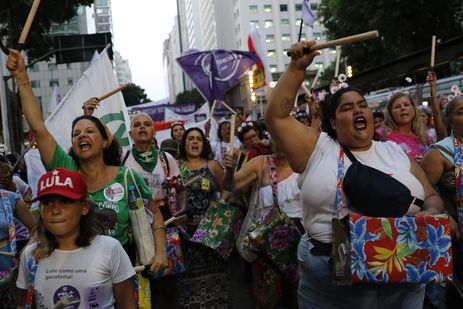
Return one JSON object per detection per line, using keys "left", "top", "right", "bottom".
{"left": 298, "top": 133, "right": 425, "bottom": 244}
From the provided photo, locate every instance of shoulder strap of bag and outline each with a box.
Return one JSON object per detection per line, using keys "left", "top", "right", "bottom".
{"left": 25, "top": 254, "right": 39, "bottom": 309}
{"left": 336, "top": 148, "right": 346, "bottom": 218}
{"left": 431, "top": 144, "right": 454, "bottom": 159}
{"left": 122, "top": 150, "right": 131, "bottom": 166}
{"left": 341, "top": 146, "right": 358, "bottom": 164}
{"left": 1, "top": 190, "right": 16, "bottom": 254}
{"left": 453, "top": 138, "right": 463, "bottom": 202}
{"left": 159, "top": 151, "right": 170, "bottom": 176}
{"left": 124, "top": 167, "right": 142, "bottom": 199}
{"left": 267, "top": 156, "right": 278, "bottom": 208}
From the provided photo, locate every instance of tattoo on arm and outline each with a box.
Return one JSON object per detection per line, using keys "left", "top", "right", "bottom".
{"left": 280, "top": 97, "right": 294, "bottom": 115}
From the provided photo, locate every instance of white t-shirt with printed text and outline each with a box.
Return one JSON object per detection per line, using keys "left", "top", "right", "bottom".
{"left": 17, "top": 235, "right": 135, "bottom": 309}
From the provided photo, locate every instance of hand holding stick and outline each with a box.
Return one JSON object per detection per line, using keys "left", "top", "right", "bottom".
{"left": 287, "top": 30, "right": 379, "bottom": 57}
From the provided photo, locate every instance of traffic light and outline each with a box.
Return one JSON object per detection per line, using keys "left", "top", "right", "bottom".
{"left": 347, "top": 65, "right": 353, "bottom": 78}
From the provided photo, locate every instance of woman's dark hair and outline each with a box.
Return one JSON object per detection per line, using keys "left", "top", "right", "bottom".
{"left": 170, "top": 123, "right": 185, "bottom": 139}
{"left": 69, "top": 115, "right": 122, "bottom": 167}
{"left": 373, "top": 111, "right": 384, "bottom": 120}
{"left": 33, "top": 198, "right": 99, "bottom": 258}
{"left": 217, "top": 121, "right": 230, "bottom": 141}
{"left": 320, "top": 87, "right": 365, "bottom": 139}
{"left": 237, "top": 122, "right": 259, "bottom": 143}
{"left": 178, "top": 127, "right": 213, "bottom": 161}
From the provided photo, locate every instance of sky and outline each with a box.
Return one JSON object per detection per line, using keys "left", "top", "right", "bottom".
{"left": 111, "top": 1, "right": 178, "bottom": 101}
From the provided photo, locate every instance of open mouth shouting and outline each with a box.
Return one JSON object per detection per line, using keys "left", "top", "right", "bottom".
{"left": 79, "top": 141, "right": 92, "bottom": 151}
{"left": 353, "top": 116, "right": 367, "bottom": 130}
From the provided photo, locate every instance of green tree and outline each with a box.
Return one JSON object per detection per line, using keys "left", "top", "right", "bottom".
{"left": 0, "top": 0, "right": 94, "bottom": 59}
{"left": 122, "top": 84, "right": 151, "bottom": 107}
{"left": 318, "top": 0, "right": 463, "bottom": 74}
{"left": 175, "top": 89, "right": 204, "bottom": 105}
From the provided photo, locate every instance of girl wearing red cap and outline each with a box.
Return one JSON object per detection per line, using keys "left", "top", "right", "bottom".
{"left": 16, "top": 168, "right": 136, "bottom": 309}
{"left": 6, "top": 50, "right": 168, "bottom": 277}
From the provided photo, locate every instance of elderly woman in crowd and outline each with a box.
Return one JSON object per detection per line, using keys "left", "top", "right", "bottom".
{"left": 265, "top": 40, "right": 444, "bottom": 309}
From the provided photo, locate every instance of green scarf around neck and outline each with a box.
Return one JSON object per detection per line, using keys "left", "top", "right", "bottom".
{"left": 131, "top": 146, "right": 158, "bottom": 173}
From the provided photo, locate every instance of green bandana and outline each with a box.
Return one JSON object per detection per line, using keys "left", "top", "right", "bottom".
{"left": 131, "top": 147, "right": 158, "bottom": 173}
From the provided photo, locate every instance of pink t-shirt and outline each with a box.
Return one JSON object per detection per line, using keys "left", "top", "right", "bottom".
{"left": 377, "top": 128, "right": 430, "bottom": 162}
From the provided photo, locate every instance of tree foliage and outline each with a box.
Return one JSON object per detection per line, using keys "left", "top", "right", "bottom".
{"left": 175, "top": 89, "right": 204, "bottom": 105}
{"left": 318, "top": 0, "right": 463, "bottom": 73}
{"left": 0, "top": 0, "right": 94, "bottom": 59}
{"left": 122, "top": 84, "right": 151, "bottom": 107}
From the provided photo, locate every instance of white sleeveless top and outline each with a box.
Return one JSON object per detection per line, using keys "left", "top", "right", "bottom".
{"left": 122, "top": 150, "right": 180, "bottom": 201}
{"left": 298, "top": 132, "right": 425, "bottom": 244}
{"left": 259, "top": 172, "right": 303, "bottom": 219}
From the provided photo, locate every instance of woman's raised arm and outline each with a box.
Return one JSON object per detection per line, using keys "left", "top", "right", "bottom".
{"left": 265, "top": 41, "right": 321, "bottom": 173}
{"left": 6, "top": 49, "right": 56, "bottom": 166}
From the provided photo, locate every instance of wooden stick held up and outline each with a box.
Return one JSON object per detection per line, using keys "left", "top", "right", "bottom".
{"left": 287, "top": 30, "right": 379, "bottom": 57}
{"left": 431, "top": 35, "right": 436, "bottom": 68}
{"left": 334, "top": 47, "right": 341, "bottom": 78}
{"left": 229, "top": 115, "right": 236, "bottom": 155}
{"left": 18, "top": 0, "right": 42, "bottom": 47}
{"left": 98, "top": 83, "right": 131, "bottom": 101}
{"left": 209, "top": 101, "right": 217, "bottom": 120}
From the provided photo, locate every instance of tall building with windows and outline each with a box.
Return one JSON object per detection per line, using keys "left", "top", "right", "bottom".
{"left": 114, "top": 51, "right": 132, "bottom": 84}
{"left": 94, "top": 0, "right": 113, "bottom": 33}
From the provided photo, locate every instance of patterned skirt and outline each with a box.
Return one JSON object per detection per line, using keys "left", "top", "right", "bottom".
{"left": 177, "top": 240, "right": 231, "bottom": 308}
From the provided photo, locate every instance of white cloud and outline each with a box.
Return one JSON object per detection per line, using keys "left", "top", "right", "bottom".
{"left": 111, "top": 0, "right": 177, "bottom": 101}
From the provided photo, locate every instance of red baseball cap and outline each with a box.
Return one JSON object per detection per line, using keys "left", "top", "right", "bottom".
{"left": 32, "top": 168, "right": 87, "bottom": 202}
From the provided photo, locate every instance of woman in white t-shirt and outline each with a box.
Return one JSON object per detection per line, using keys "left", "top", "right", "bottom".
{"left": 16, "top": 168, "right": 136, "bottom": 309}
{"left": 265, "top": 41, "right": 444, "bottom": 309}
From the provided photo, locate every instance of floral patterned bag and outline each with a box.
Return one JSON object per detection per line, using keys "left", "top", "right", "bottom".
{"left": 151, "top": 227, "right": 185, "bottom": 278}
{"left": 190, "top": 200, "right": 238, "bottom": 259}
{"left": 332, "top": 148, "right": 453, "bottom": 285}
{"left": 245, "top": 156, "right": 301, "bottom": 285}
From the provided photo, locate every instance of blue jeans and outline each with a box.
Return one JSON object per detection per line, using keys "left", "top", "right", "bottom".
{"left": 297, "top": 233, "right": 425, "bottom": 309}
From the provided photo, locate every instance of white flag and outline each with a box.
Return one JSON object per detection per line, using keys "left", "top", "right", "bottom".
{"left": 47, "top": 85, "right": 59, "bottom": 117}
{"left": 302, "top": 1, "right": 317, "bottom": 27}
{"left": 45, "top": 48, "right": 131, "bottom": 151}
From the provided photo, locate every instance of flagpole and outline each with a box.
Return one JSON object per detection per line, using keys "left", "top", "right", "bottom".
{"left": 298, "top": 19, "right": 304, "bottom": 42}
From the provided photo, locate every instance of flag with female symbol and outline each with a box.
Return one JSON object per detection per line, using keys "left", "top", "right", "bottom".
{"left": 176, "top": 50, "right": 260, "bottom": 103}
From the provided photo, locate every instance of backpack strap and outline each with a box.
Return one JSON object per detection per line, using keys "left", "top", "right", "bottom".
{"left": 1, "top": 190, "right": 16, "bottom": 254}
{"left": 430, "top": 144, "right": 454, "bottom": 159}
{"left": 25, "top": 255, "right": 39, "bottom": 309}
{"left": 341, "top": 146, "right": 358, "bottom": 164}
{"left": 122, "top": 150, "right": 131, "bottom": 166}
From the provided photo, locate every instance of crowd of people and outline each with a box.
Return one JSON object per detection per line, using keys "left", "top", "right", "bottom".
{"left": 0, "top": 37, "right": 462, "bottom": 309}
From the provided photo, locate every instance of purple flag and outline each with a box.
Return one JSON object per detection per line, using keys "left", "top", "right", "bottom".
{"left": 302, "top": 1, "right": 317, "bottom": 27}
{"left": 176, "top": 50, "right": 259, "bottom": 103}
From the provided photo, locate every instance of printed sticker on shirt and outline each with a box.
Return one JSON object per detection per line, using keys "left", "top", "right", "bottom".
{"left": 85, "top": 286, "right": 102, "bottom": 308}
{"left": 201, "top": 178, "right": 210, "bottom": 191}
{"left": 103, "top": 183, "right": 125, "bottom": 202}
{"left": 53, "top": 285, "right": 81, "bottom": 309}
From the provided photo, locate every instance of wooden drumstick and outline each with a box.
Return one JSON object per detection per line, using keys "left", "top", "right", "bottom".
{"left": 18, "top": 0, "right": 42, "bottom": 49}
{"left": 430, "top": 35, "right": 436, "bottom": 69}
{"left": 229, "top": 115, "right": 236, "bottom": 156}
{"left": 287, "top": 30, "right": 379, "bottom": 57}
{"left": 98, "top": 83, "right": 131, "bottom": 101}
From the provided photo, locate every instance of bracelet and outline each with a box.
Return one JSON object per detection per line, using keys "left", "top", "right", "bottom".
{"left": 152, "top": 226, "right": 167, "bottom": 233}
{"left": 17, "top": 80, "right": 30, "bottom": 86}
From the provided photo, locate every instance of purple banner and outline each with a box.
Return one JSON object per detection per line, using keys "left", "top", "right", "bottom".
{"left": 176, "top": 50, "right": 259, "bottom": 103}
{"left": 130, "top": 103, "right": 197, "bottom": 121}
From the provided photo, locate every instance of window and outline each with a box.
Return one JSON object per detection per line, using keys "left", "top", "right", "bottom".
{"left": 249, "top": 5, "right": 258, "bottom": 13}
{"left": 31, "top": 80, "right": 40, "bottom": 88}
{"left": 269, "top": 64, "right": 277, "bottom": 73}
{"left": 267, "top": 50, "right": 276, "bottom": 58}
{"left": 48, "top": 63, "right": 57, "bottom": 71}
{"left": 300, "top": 34, "right": 306, "bottom": 41}
{"left": 250, "top": 20, "right": 259, "bottom": 28}
{"left": 264, "top": 20, "right": 273, "bottom": 28}
{"left": 310, "top": 3, "right": 319, "bottom": 10}
{"left": 313, "top": 32, "right": 321, "bottom": 40}
{"left": 30, "top": 64, "right": 39, "bottom": 72}
{"left": 295, "top": 4, "right": 303, "bottom": 11}
{"left": 280, "top": 4, "right": 288, "bottom": 12}
{"left": 265, "top": 34, "right": 275, "bottom": 43}
{"left": 68, "top": 79, "right": 73, "bottom": 86}
{"left": 282, "top": 34, "right": 291, "bottom": 42}
{"left": 66, "top": 63, "right": 72, "bottom": 69}
{"left": 263, "top": 5, "right": 272, "bottom": 13}
{"left": 281, "top": 19, "right": 289, "bottom": 26}
{"left": 296, "top": 19, "right": 302, "bottom": 26}
{"left": 283, "top": 49, "right": 290, "bottom": 56}
{"left": 49, "top": 80, "right": 59, "bottom": 87}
